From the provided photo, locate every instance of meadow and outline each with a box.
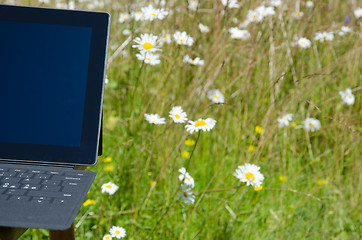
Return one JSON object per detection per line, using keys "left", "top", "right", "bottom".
{"left": 10, "top": 0, "right": 361, "bottom": 239}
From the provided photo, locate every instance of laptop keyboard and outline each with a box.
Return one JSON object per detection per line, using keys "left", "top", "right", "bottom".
{"left": 0, "top": 165, "right": 89, "bottom": 206}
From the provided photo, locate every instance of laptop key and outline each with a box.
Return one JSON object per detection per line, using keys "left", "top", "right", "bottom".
{"left": 17, "top": 173, "right": 34, "bottom": 178}
{"left": 5, "top": 189, "right": 28, "bottom": 196}
{"left": 62, "top": 186, "right": 79, "bottom": 193}
{"left": 11, "top": 195, "right": 31, "bottom": 203}
{"left": 3, "top": 178, "right": 21, "bottom": 183}
{"left": 42, "top": 180, "right": 62, "bottom": 186}
{"left": 21, "top": 178, "right": 41, "bottom": 184}
{"left": 34, "top": 174, "right": 51, "bottom": 180}
{"left": 27, "top": 190, "right": 63, "bottom": 198}
{"left": 21, "top": 184, "right": 41, "bottom": 190}
{"left": 41, "top": 185, "right": 61, "bottom": 191}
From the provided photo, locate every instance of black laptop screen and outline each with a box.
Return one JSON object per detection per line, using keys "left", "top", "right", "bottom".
{"left": 0, "top": 20, "right": 92, "bottom": 147}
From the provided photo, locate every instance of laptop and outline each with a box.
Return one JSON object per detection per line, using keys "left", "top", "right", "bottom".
{"left": 0, "top": 4, "right": 109, "bottom": 230}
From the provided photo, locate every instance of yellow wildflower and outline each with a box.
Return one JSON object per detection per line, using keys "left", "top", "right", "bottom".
{"left": 291, "top": 122, "right": 297, "bottom": 128}
{"left": 184, "top": 139, "right": 196, "bottom": 146}
{"left": 104, "top": 165, "right": 114, "bottom": 172}
{"left": 181, "top": 151, "right": 190, "bottom": 159}
{"left": 83, "top": 199, "right": 96, "bottom": 207}
{"left": 255, "top": 125, "right": 263, "bottom": 134}
{"left": 247, "top": 145, "right": 256, "bottom": 152}
{"left": 279, "top": 176, "right": 287, "bottom": 182}
{"left": 254, "top": 185, "right": 263, "bottom": 191}
{"left": 317, "top": 179, "right": 328, "bottom": 186}
{"left": 103, "top": 157, "right": 112, "bottom": 163}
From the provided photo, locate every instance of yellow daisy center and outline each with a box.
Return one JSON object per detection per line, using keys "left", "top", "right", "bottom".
{"left": 145, "top": 57, "right": 150, "bottom": 61}
{"left": 296, "top": 11, "right": 300, "bottom": 15}
{"left": 309, "top": 122, "right": 314, "bottom": 126}
{"left": 213, "top": 94, "right": 219, "bottom": 99}
{"left": 152, "top": 120, "right": 156, "bottom": 123}
{"left": 115, "top": 230, "right": 120, "bottom": 234}
{"left": 163, "top": 35, "right": 167, "bottom": 38}
{"left": 245, "top": 172, "right": 255, "bottom": 181}
{"left": 195, "top": 120, "right": 206, "bottom": 127}
{"left": 106, "top": 237, "right": 110, "bottom": 240}
{"left": 185, "top": 177, "right": 190, "bottom": 181}
{"left": 151, "top": 13, "right": 157, "bottom": 16}
{"left": 175, "top": 114, "right": 181, "bottom": 119}
{"left": 178, "top": 39, "right": 184, "bottom": 42}
{"left": 106, "top": 185, "right": 112, "bottom": 189}
{"left": 183, "top": 192, "right": 188, "bottom": 197}
{"left": 142, "top": 42, "right": 153, "bottom": 50}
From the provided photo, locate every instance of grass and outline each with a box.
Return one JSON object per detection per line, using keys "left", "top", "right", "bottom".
{"left": 13, "top": 0, "right": 361, "bottom": 239}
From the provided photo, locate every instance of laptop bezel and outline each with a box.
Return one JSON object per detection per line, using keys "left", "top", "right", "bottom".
{"left": 0, "top": 4, "right": 109, "bottom": 166}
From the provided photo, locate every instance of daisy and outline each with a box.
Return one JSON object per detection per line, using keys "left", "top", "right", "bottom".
{"left": 178, "top": 167, "right": 195, "bottom": 188}
{"left": 103, "top": 234, "right": 112, "bottom": 240}
{"left": 277, "top": 113, "right": 293, "bottom": 128}
{"left": 221, "top": 0, "right": 240, "bottom": 9}
{"left": 207, "top": 89, "right": 225, "bottom": 104}
{"left": 255, "top": 5, "right": 275, "bottom": 17}
{"left": 234, "top": 163, "right": 264, "bottom": 188}
{"left": 246, "top": 9, "right": 263, "bottom": 22}
{"left": 169, "top": 106, "right": 188, "bottom": 123}
{"left": 302, "top": 118, "right": 321, "bottom": 132}
{"left": 229, "top": 27, "right": 250, "bottom": 40}
{"left": 188, "top": 0, "right": 199, "bottom": 11}
{"left": 198, "top": 23, "right": 210, "bottom": 33}
{"left": 178, "top": 184, "right": 195, "bottom": 205}
{"left": 109, "top": 226, "right": 126, "bottom": 239}
{"left": 183, "top": 55, "right": 205, "bottom": 66}
{"left": 132, "top": 33, "right": 160, "bottom": 53}
{"left": 314, "top": 32, "right": 334, "bottom": 42}
{"left": 268, "top": 0, "right": 282, "bottom": 7}
{"left": 122, "top": 29, "right": 131, "bottom": 36}
{"left": 292, "top": 11, "right": 304, "bottom": 19}
{"left": 131, "top": 11, "right": 144, "bottom": 21}
{"left": 144, "top": 113, "right": 166, "bottom": 124}
{"left": 306, "top": 1, "right": 314, "bottom": 7}
{"left": 173, "top": 31, "right": 194, "bottom": 46}
{"left": 354, "top": 7, "right": 362, "bottom": 19}
{"left": 338, "top": 26, "right": 353, "bottom": 36}
{"left": 339, "top": 88, "right": 355, "bottom": 105}
{"left": 141, "top": 4, "right": 168, "bottom": 21}
{"left": 101, "top": 182, "right": 119, "bottom": 195}
{"left": 297, "top": 37, "right": 311, "bottom": 48}
{"left": 160, "top": 31, "right": 172, "bottom": 45}
{"left": 136, "top": 51, "right": 161, "bottom": 65}
{"left": 185, "top": 118, "right": 216, "bottom": 134}
{"left": 118, "top": 13, "right": 130, "bottom": 23}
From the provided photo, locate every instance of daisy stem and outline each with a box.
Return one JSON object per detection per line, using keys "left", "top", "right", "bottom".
{"left": 185, "top": 131, "right": 201, "bottom": 170}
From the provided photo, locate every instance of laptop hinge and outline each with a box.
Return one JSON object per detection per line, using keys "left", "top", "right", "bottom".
{"left": 0, "top": 159, "right": 75, "bottom": 169}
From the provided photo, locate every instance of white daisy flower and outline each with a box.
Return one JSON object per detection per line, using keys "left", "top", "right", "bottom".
{"left": 183, "top": 55, "right": 205, "bottom": 66}
{"left": 255, "top": 5, "right": 275, "bottom": 17}
{"left": 131, "top": 11, "right": 144, "bottom": 21}
{"left": 118, "top": 13, "right": 130, "bottom": 23}
{"left": 302, "top": 118, "right": 321, "bottom": 132}
{"left": 103, "top": 234, "right": 112, "bottom": 240}
{"left": 246, "top": 9, "right": 263, "bottom": 22}
{"left": 297, "top": 37, "right": 311, "bottom": 49}
{"left": 132, "top": 33, "right": 160, "bottom": 53}
{"left": 229, "top": 27, "right": 250, "bottom": 40}
{"left": 136, "top": 51, "right": 161, "bottom": 65}
{"left": 144, "top": 113, "right": 166, "bottom": 124}
{"left": 101, "top": 182, "right": 119, "bottom": 195}
{"left": 178, "top": 184, "right": 195, "bottom": 205}
{"left": 178, "top": 167, "right": 195, "bottom": 188}
{"left": 339, "top": 88, "right": 355, "bottom": 105}
{"left": 221, "top": 0, "right": 240, "bottom": 9}
{"left": 122, "top": 29, "right": 131, "bottom": 36}
{"left": 354, "top": 7, "right": 362, "bottom": 19}
{"left": 141, "top": 4, "right": 168, "bottom": 21}
{"left": 173, "top": 31, "right": 194, "bottom": 46}
{"left": 109, "top": 226, "right": 126, "bottom": 239}
{"left": 277, "top": 113, "right": 293, "bottom": 128}
{"left": 234, "top": 163, "right": 264, "bottom": 188}
{"left": 188, "top": 0, "right": 199, "bottom": 11}
{"left": 268, "top": 0, "right": 282, "bottom": 7}
{"left": 198, "top": 23, "right": 210, "bottom": 33}
{"left": 314, "top": 32, "right": 334, "bottom": 42}
{"left": 207, "top": 89, "right": 225, "bottom": 104}
{"left": 160, "top": 31, "right": 172, "bottom": 45}
{"left": 292, "top": 11, "right": 304, "bottom": 19}
{"left": 306, "top": 1, "right": 314, "bottom": 8}
{"left": 169, "top": 106, "right": 188, "bottom": 123}
{"left": 185, "top": 118, "right": 216, "bottom": 134}
{"left": 338, "top": 26, "right": 353, "bottom": 36}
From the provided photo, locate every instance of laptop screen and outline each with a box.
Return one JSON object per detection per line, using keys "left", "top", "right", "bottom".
{"left": 0, "top": 20, "right": 92, "bottom": 147}
{"left": 0, "top": 5, "right": 109, "bottom": 165}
